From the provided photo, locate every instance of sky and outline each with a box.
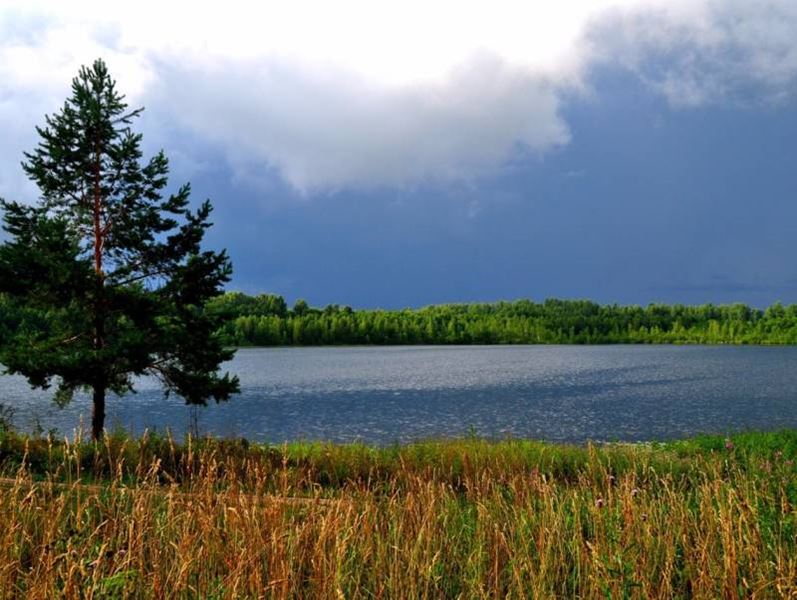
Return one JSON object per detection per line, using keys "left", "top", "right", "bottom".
{"left": 1, "top": 1, "right": 797, "bottom": 308}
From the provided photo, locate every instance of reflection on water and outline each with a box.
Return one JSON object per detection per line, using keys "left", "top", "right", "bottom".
{"left": 2, "top": 345, "right": 796, "bottom": 444}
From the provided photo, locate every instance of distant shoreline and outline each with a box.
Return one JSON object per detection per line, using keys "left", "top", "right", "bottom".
{"left": 209, "top": 293, "right": 797, "bottom": 346}
{"left": 229, "top": 340, "right": 797, "bottom": 348}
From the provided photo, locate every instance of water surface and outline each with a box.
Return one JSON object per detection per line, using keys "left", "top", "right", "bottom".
{"left": 2, "top": 345, "right": 796, "bottom": 443}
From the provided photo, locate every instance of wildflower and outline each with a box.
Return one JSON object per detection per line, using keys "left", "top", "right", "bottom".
{"left": 595, "top": 497, "right": 604, "bottom": 508}
{"left": 641, "top": 513, "right": 648, "bottom": 521}
{"left": 631, "top": 488, "right": 639, "bottom": 497}
{"left": 724, "top": 438, "right": 734, "bottom": 451}
{"left": 785, "top": 460, "right": 794, "bottom": 468}
{"left": 608, "top": 475, "right": 616, "bottom": 484}
{"left": 775, "top": 450, "right": 783, "bottom": 459}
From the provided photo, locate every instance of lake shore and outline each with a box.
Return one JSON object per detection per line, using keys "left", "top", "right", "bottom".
{"left": 1, "top": 428, "right": 795, "bottom": 597}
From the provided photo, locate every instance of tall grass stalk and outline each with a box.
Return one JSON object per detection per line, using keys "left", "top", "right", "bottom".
{"left": 0, "top": 430, "right": 795, "bottom": 598}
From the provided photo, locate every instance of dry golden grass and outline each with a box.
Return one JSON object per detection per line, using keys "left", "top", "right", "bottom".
{"left": 0, "top": 430, "right": 795, "bottom": 598}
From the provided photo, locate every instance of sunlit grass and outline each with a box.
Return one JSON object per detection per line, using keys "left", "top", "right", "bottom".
{"left": 0, "top": 429, "right": 795, "bottom": 597}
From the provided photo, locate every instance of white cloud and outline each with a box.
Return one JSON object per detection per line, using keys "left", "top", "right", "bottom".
{"left": 586, "top": 0, "right": 797, "bottom": 107}
{"left": 1, "top": 0, "right": 796, "bottom": 194}
{"left": 149, "top": 54, "right": 570, "bottom": 192}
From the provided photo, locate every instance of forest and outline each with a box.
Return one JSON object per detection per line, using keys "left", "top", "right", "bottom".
{"left": 5, "top": 291, "right": 797, "bottom": 348}
{"left": 199, "top": 292, "right": 797, "bottom": 346}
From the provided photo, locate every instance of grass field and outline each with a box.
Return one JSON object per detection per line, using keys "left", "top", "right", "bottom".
{"left": 0, "top": 428, "right": 795, "bottom": 598}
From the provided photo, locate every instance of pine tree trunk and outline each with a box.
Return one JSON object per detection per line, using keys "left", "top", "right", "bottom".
{"left": 91, "top": 384, "right": 106, "bottom": 440}
{"left": 91, "top": 137, "right": 106, "bottom": 442}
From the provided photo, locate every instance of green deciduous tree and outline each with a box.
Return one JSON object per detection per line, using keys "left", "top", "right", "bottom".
{"left": 0, "top": 59, "right": 239, "bottom": 439}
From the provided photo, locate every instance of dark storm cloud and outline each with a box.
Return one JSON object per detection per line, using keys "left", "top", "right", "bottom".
{"left": 186, "top": 64, "right": 797, "bottom": 308}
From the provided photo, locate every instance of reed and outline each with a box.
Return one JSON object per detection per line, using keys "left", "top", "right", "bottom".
{"left": 0, "top": 429, "right": 795, "bottom": 598}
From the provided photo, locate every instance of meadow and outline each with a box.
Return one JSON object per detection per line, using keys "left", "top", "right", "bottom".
{"left": 0, "top": 428, "right": 795, "bottom": 598}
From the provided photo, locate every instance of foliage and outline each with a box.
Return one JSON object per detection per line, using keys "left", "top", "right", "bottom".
{"left": 0, "top": 430, "right": 794, "bottom": 597}
{"left": 206, "top": 293, "right": 797, "bottom": 346}
{"left": 0, "top": 59, "right": 238, "bottom": 438}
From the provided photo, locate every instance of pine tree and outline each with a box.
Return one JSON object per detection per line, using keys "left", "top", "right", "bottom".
{"left": 0, "top": 59, "right": 239, "bottom": 439}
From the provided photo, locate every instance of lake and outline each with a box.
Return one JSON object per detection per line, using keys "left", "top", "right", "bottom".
{"left": 2, "top": 345, "right": 796, "bottom": 444}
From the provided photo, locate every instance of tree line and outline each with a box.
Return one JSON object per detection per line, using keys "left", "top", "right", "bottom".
{"left": 197, "top": 292, "right": 797, "bottom": 346}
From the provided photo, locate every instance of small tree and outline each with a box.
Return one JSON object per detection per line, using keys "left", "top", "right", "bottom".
{"left": 0, "top": 59, "right": 239, "bottom": 439}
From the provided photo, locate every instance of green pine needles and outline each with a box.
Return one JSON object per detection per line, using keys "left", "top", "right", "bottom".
{"left": 0, "top": 59, "right": 239, "bottom": 439}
